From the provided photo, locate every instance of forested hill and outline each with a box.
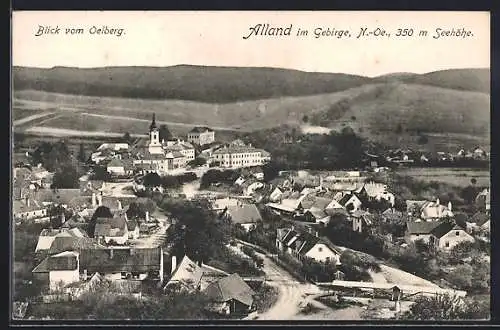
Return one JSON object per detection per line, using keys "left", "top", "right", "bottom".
{"left": 13, "top": 66, "right": 489, "bottom": 103}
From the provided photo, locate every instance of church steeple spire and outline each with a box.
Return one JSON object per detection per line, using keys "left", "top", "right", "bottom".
{"left": 150, "top": 113, "right": 157, "bottom": 131}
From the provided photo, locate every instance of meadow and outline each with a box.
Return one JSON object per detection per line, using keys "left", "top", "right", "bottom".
{"left": 395, "top": 167, "right": 490, "bottom": 188}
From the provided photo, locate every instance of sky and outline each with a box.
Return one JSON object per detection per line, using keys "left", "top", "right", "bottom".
{"left": 12, "top": 11, "right": 490, "bottom": 77}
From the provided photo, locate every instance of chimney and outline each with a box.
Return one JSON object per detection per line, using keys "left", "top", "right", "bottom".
{"left": 117, "top": 200, "right": 122, "bottom": 210}
{"left": 61, "top": 212, "right": 66, "bottom": 224}
{"left": 26, "top": 197, "right": 30, "bottom": 207}
{"left": 315, "top": 230, "right": 319, "bottom": 238}
{"left": 83, "top": 269, "right": 88, "bottom": 281}
{"left": 124, "top": 212, "right": 128, "bottom": 221}
{"left": 291, "top": 225, "right": 295, "bottom": 231}
{"left": 436, "top": 198, "right": 440, "bottom": 206}
{"left": 97, "top": 194, "right": 103, "bottom": 206}
{"left": 92, "top": 193, "right": 97, "bottom": 207}
{"left": 110, "top": 248, "right": 114, "bottom": 259}
{"left": 448, "top": 201, "right": 452, "bottom": 212}
{"left": 145, "top": 211, "right": 150, "bottom": 222}
{"left": 171, "top": 255, "right": 177, "bottom": 274}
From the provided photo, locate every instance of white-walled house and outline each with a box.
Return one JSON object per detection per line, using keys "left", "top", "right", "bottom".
{"left": 430, "top": 223, "right": 475, "bottom": 250}
{"left": 276, "top": 227, "right": 341, "bottom": 265}
{"left": 32, "top": 251, "right": 80, "bottom": 292}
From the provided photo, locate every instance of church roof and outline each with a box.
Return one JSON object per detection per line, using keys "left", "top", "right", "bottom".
{"left": 149, "top": 114, "right": 158, "bottom": 131}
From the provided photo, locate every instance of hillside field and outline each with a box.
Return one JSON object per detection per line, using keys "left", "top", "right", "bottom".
{"left": 395, "top": 167, "right": 490, "bottom": 188}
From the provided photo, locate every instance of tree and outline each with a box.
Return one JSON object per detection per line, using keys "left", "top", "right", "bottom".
{"left": 159, "top": 125, "right": 173, "bottom": 142}
{"left": 262, "top": 161, "right": 280, "bottom": 182}
{"left": 51, "top": 164, "right": 79, "bottom": 189}
{"left": 187, "top": 157, "right": 207, "bottom": 167}
{"left": 446, "top": 264, "right": 474, "bottom": 289}
{"left": 470, "top": 178, "right": 477, "bottom": 185}
{"left": 302, "top": 114, "right": 309, "bottom": 123}
{"left": 417, "top": 134, "right": 429, "bottom": 145}
{"left": 78, "top": 143, "right": 87, "bottom": 163}
{"left": 122, "top": 132, "right": 132, "bottom": 143}
{"left": 88, "top": 206, "right": 113, "bottom": 237}
{"left": 90, "top": 166, "right": 112, "bottom": 181}
{"left": 143, "top": 172, "right": 162, "bottom": 188}
{"left": 161, "top": 199, "right": 230, "bottom": 264}
{"left": 48, "top": 204, "right": 66, "bottom": 228}
{"left": 401, "top": 295, "right": 489, "bottom": 320}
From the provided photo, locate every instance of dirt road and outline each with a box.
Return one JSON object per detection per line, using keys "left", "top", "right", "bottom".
{"left": 255, "top": 253, "right": 322, "bottom": 320}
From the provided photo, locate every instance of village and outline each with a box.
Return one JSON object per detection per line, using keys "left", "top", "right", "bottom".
{"left": 12, "top": 115, "right": 491, "bottom": 320}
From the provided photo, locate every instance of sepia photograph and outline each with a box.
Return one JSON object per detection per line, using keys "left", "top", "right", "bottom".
{"left": 11, "top": 11, "right": 490, "bottom": 322}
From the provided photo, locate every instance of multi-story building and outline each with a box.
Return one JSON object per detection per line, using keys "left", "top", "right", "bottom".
{"left": 211, "top": 144, "right": 271, "bottom": 168}
{"left": 164, "top": 139, "right": 196, "bottom": 165}
{"left": 187, "top": 127, "right": 215, "bottom": 146}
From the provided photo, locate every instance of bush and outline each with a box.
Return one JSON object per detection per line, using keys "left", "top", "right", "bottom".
{"left": 253, "top": 284, "right": 279, "bottom": 313}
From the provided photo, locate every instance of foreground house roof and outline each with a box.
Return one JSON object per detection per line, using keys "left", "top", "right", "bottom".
{"left": 79, "top": 247, "right": 162, "bottom": 273}
{"left": 204, "top": 273, "right": 255, "bottom": 307}
{"left": 166, "top": 255, "right": 204, "bottom": 289}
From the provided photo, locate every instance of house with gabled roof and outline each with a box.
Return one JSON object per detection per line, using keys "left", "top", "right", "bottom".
{"left": 225, "top": 203, "right": 262, "bottom": 232}
{"left": 13, "top": 196, "right": 48, "bottom": 222}
{"left": 204, "top": 273, "right": 255, "bottom": 315}
{"left": 164, "top": 255, "right": 204, "bottom": 292}
{"left": 32, "top": 251, "right": 80, "bottom": 292}
{"left": 276, "top": 227, "right": 341, "bottom": 264}
{"left": 94, "top": 214, "right": 129, "bottom": 245}
{"left": 350, "top": 210, "right": 375, "bottom": 233}
{"left": 266, "top": 196, "right": 305, "bottom": 217}
{"left": 429, "top": 222, "right": 474, "bottom": 250}
{"left": 78, "top": 247, "right": 163, "bottom": 282}
{"left": 475, "top": 188, "right": 490, "bottom": 212}
{"left": 187, "top": 126, "right": 215, "bottom": 146}
{"left": 334, "top": 193, "right": 363, "bottom": 213}
{"left": 406, "top": 220, "right": 443, "bottom": 244}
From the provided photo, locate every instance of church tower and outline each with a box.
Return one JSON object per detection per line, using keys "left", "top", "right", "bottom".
{"left": 148, "top": 113, "right": 163, "bottom": 154}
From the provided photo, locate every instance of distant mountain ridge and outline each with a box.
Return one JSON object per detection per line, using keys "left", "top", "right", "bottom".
{"left": 13, "top": 65, "right": 489, "bottom": 103}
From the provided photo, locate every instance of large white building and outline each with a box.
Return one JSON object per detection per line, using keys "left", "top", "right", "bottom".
{"left": 187, "top": 126, "right": 215, "bottom": 146}
{"left": 211, "top": 144, "right": 271, "bottom": 169}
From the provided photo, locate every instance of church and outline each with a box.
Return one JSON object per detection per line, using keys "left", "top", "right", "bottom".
{"left": 132, "top": 114, "right": 194, "bottom": 175}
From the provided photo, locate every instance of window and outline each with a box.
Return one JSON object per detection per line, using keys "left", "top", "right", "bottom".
{"left": 318, "top": 247, "right": 323, "bottom": 252}
{"left": 445, "top": 241, "right": 450, "bottom": 248}
{"left": 455, "top": 231, "right": 460, "bottom": 236}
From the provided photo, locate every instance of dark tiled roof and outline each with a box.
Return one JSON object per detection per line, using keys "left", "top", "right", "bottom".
{"left": 48, "top": 236, "right": 99, "bottom": 255}
{"left": 47, "top": 253, "right": 78, "bottom": 271}
{"left": 190, "top": 126, "right": 213, "bottom": 133}
{"left": 406, "top": 220, "right": 443, "bottom": 235}
{"left": 472, "top": 212, "right": 490, "bottom": 226}
{"left": 32, "top": 258, "right": 50, "bottom": 273}
{"left": 431, "top": 222, "right": 464, "bottom": 238}
{"left": 79, "top": 247, "right": 161, "bottom": 273}
{"left": 34, "top": 189, "right": 83, "bottom": 205}
{"left": 204, "top": 273, "right": 255, "bottom": 306}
